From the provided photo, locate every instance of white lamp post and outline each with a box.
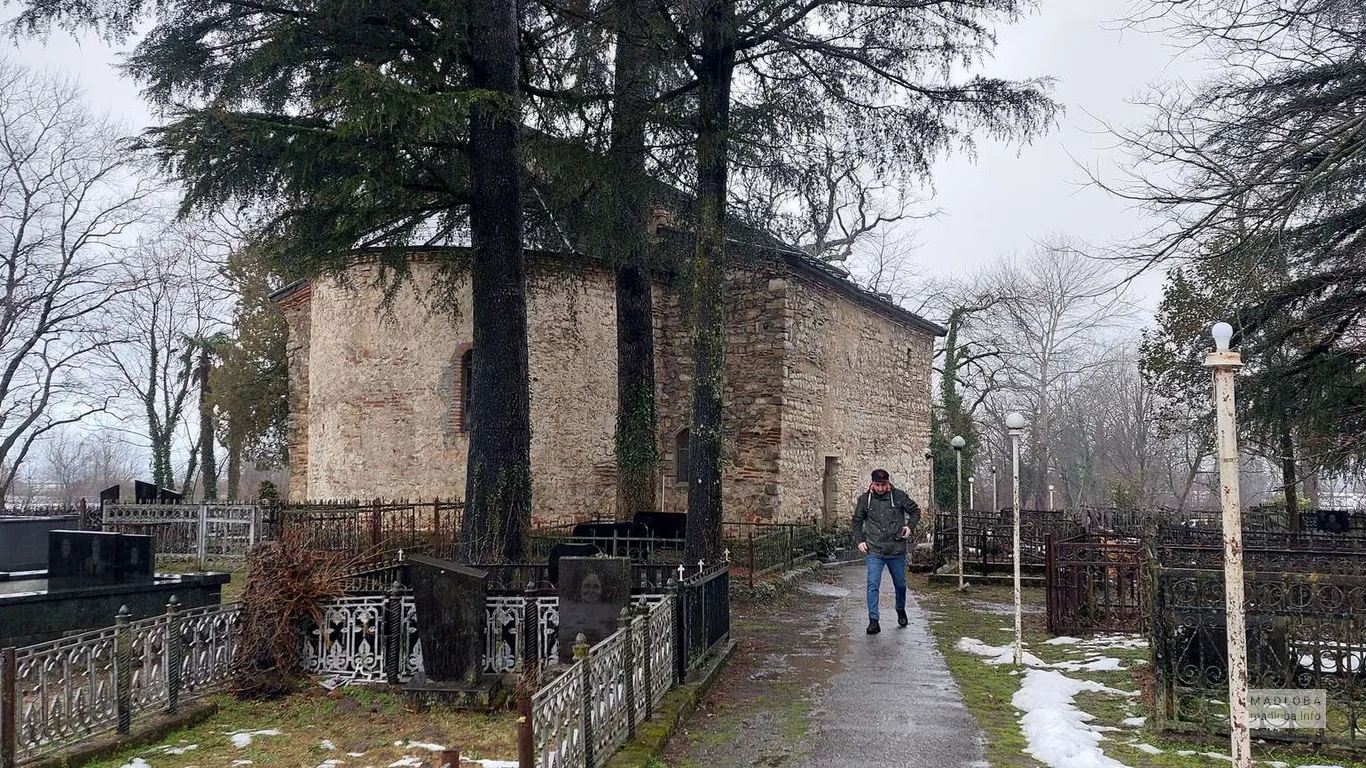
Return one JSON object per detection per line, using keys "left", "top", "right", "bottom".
{"left": 968, "top": 476, "right": 975, "bottom": 511}
{"left": 991, "top": 467, "right": 998, "bottom": 513}
{"left": 1206, "top": 321, "right": 1250, "bottom": 768}
{"left": 1048, "top": 484, "right": 1055, "bottom": 511}
{"left": 1005, "top": 411, "right": 1027, "bottom": 665}
{"left": 952, "top": 435, "right": 966, "bottom": 588}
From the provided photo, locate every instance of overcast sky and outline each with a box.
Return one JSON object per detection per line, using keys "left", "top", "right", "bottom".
{"left": 4, "top": 0, "right": 1207, "bottom": 314}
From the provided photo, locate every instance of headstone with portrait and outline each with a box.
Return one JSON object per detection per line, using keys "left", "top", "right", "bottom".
{"left": 47, "top": 530, "right": 121, "bottom": 588}
{"left": 557, "top": 556, "right": 630, "bottom": 663}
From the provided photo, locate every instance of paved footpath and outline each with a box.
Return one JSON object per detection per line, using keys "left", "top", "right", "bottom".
{"left": 662, "top": 562, "right": 986, "bottom": 768}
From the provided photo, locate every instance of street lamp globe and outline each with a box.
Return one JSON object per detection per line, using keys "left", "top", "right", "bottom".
{"left": 1005, "top": 412, "right": 1026, "bottom": 431}
{"left": 951, "top": 435, "right": 966, "bottom": 450}
{"left": 1212, "top": 322, "right": 1233, "bottom": 352}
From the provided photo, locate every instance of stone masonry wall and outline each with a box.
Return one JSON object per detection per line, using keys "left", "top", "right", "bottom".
{"left": 776, "top": 272, "right": 935, "bottom": 528}
{"left": 279, "top": 284, "right": 312, "bottom": 498}
{"left": 297, "top": 257, "right": 620, "bottom": 524}
{"left": 654, "top": 267, "right": 785, "bottom": 522}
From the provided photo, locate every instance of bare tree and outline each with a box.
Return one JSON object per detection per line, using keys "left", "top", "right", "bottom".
{"left": 0, "top": 58, "right": 152, "bottom": 504}
{"left": 985, "top": 239, "right": 1136, "bottom": 507}
{"left": 101, "top": 226, "right": 230, "bottom": 492}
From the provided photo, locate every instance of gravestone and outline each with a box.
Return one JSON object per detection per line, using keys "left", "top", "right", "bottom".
{"left": 633, "top": 512, "right": 687, "bottom": 540}
{"left": 547, "top": 542, "right": 600, "bottom": 585}
{"left": 557, "top": 556, "right": 630, "bottom": 663}
{"left": 402, "top": 553, "right": 500, "bottom": 709}
{"left": 47, "top": 530, "right": 120, "bottom": 587}
{"left": 118, "top": 534, "right": 155, "bottom": 581}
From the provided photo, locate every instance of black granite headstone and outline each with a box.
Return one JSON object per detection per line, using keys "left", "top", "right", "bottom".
{"left": 557, "top": 556, "right": 630, "bottom": 663}
{"left": 47, "top": 530, "right": 120, "bottom": 587}
{"left": 632, "top": 512, "right": 687, "bottom": 540}
{"left": 406, "top": 553, "right": 486, "bottom": 684}
{"left": 117, "top": 534, "right": 155, "bottom": 581}
{"left": 547, "top": 542, "right": 600, "bottom": 585}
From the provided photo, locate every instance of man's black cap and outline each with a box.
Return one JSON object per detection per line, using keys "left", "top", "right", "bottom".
{"left": 871, "top": 469, "right": 890, "bottom": 483}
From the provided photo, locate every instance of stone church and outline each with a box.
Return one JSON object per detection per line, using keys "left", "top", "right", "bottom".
{"left": 274, "top": 237, "right": 943, "bottom": 527}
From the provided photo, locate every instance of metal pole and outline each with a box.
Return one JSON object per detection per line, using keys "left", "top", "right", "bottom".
{"left": 1206, "top": 331, "right": 1250, "bottom": 768}
{"left": 1049, "top": 485, "right": 1055, "bottom": 511}
{"left": 991, "top": 468, "right": 998, "bottom": 514}
{"left": 196, "top": 504, "right": 208, "bottom": 570}
{"left": 968, "top": 477, "right": 975, "bottom": 511}
{"left": 955, "top": 449, "right": 963, "bottom": 589}
{"left": 1007, "top": 421, "right": 1024, "bottom": 666}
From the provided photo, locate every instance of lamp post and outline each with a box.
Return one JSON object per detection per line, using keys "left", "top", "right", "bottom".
{"left": 1207, "top": 321, "right": 1250, "bottom": 768}
{"left": 1005, "top": 412, "right": 1026, "bottom": 665}
{"left": 951, "top": 435, "right": 966, "bottom": 588}
{"left": 968, "top": 476, "right": 975, "bottom": 511}
{"left": 1048, "top": 484, "right": 1055, "bottom": 511}
{"left": 991, "top": 467, "right": 998, "bottom": 513}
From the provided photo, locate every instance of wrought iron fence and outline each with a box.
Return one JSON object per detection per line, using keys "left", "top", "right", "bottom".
{"left": 675, "top": 565, "right": 729, "bottom": 679}
{"left": 301, "top": 590, "right": 670, "bottom": 684}
{"left": 531, "top": 596, "right": 675, "bottom": 768}
{"left": 270, "top": 500, "right": 464, "bottom": 557}
{"left": 1044, "top": 533, "right": 1147, "bottom": 635}
{"left": 932, "top": 510, "right": 1082, "bottom": 574}
{"left": 1152, "top": 566, "right": 1366, "bottom": 745}
{"left": 0, "top": 601, "right": 241, "bottom": 766}
{"left": 103, "top": 503, "right": 262, "bottom": 560}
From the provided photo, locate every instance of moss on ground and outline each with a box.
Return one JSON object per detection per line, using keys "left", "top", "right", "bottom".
{"left": 914, "top": 575, "right": 1366, "bottom": 768}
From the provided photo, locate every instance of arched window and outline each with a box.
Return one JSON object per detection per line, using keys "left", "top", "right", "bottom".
{"left": 674, "top": 428, "right": 691, "bottom": 483}
{"left": 461, "top": 348, "right": 473, "bottom": 432}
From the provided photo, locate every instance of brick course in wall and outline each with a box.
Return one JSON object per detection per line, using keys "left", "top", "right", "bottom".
{"left": 279, "top": 249, "right": 941, "bottom": 527}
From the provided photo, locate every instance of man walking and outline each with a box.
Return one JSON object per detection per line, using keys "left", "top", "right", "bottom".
{"left": 853, "top": 468, "right": 922, "bottom": 634}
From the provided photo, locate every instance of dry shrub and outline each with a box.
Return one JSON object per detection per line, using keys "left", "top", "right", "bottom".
{"left": 231, "top": 533, "right": 365, "bottom": 698}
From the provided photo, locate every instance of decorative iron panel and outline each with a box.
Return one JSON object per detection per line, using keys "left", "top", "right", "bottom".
{"left": 126, "top": 614, "right": 170, "bottom": 713}
{"left": 532, "top": 662, "right": 585, "bottom": 768}
{"left": 1154, "top": 567, "right": 1366, "bottom": 745}
{"left": 1045, "top": 534, "right": 1147, "bottom": 635}
{"left": 629, "top": 616, "right": 648, "bottom": 726}
{"left": 587, "top": 632, "right": 630, "bottom": 762}
{"left": 13, "top": 626, "right": 119, "bottom": 760}
{"left": 648, "top": 596, "right": 675, "bottom": 705}
{"left": 179, "top": 603, "right": 241, "bottom": 698}
{"left": 304, "top": 597, "right": 387, "bottom": 682}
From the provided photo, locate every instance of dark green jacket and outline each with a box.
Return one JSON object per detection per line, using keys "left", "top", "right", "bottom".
{"left": 852, "top": 487, "right": 922, "bottom": 557}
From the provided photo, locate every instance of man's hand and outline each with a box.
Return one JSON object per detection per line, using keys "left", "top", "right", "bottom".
{"left": 858, "top": 542, "right": 869, "bottom": 554}
{"left": 901, "top": 526, "right": 911, "bottom": 538}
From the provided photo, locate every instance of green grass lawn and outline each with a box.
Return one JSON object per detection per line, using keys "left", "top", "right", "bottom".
{"left": 157, "top": 557, "right": 248, "bottom": 602}
{"left": 912, "top": 574, "right": 1366, "bottom": 768}
{"left": 86, "top": 687, "right": 517, "bottom": 768}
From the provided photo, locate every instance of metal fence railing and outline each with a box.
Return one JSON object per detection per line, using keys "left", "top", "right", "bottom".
{"left": 103, "top": 503, "right": 263, "bottom": 561}
{"left": 531, "top": 596, "right": 675, "bottom": 768}
{"left": 1044, "top": 533, "right": 1147, "bottom": 635}
{"left": 1, "top": 601, "right": 241, "bottom": 767}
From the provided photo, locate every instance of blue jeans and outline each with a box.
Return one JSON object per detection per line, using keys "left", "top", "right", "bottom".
{"left": 866, "top": 553, "right": 907, "bottom": 621}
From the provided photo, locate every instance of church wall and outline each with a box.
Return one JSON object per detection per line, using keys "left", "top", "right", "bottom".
{"left": 776, "top": 272, "right": 935, "bottom": 529}
{"left": 279, "top": 284, "right": 312, "bottom": 498}
{"left": 296, "top": 257, "right": 621, "bottom": 524}
{"left": 655, "top": 266, "right": 786, "bottom": 522}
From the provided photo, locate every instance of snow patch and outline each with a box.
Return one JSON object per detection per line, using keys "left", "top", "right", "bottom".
{"left": 800, "top": 582, "right": 850, "bottom": 598}
{"left": 397, "top": 741, "right": 445, "bottom": 752}
{"left": 230, "top": 730, "right": 282, "bottom": 749}
{"left": 1129, "top": 742, "right": 1161, "bottom": 755}
{"left": 388, "top": 757, "right": 423, "bottom": 768}
{"left": 1013, "top": 669, "right": 1130, "bottom": 768}
{"left": 120, "top": 759, "right": 152, "bottom": 768}
{"left": 163, "top": 745, "right": 198, "bottom": 755}
{"left": 321, "top": 740, "right": 337, "bottom": 751}
{"left": 1121, "top": 717, "right": 1145, "bottom": 728}
{"left": 1045, "top": 636, "right": 1082, "bottom": 645}
{"left": 1052, "top": 657, "right": 1123, "bottom": 673}
{"left": 232, "top": 761, "right": 254, "bottom": 766}
{"left": 348, "top": 754, "right": 367, "bottom": 758}
{"left": 956, "top": 637, "right": 1047, "bottom": 667}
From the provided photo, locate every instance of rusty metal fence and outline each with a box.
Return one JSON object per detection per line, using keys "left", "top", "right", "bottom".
{"left": 1044, "top": 533, "right": 1147, "bottom": 635}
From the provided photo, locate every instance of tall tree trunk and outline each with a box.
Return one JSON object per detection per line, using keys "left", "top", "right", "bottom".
{"left": 181, "top": 439, "right": 198, "bottom": 498}
{"left": 458, "top": 0, "right": 531, "bottom": 563}
{"left": 684, "top": 0, "right": 736, "bottom": 564}
{"left": 611, "top": 0, "right": 658, "bottom": 518}
{"left": 1280, "top": 420, "right": 1299, "bottom": 531}
{"left": 198, "top": 348, "right": 218, "bottom": 500}
{"left": 226, "top": 431, "right": 242, "bottom": 501}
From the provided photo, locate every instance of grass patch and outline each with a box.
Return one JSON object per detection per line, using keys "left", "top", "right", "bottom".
{"left": 157, "top": 557, "right": 248, "bottom": 602}
{"left": 913, "top": 575, "right": 1366, "bottom": 768}
{"left": 84, "top": 686, "right": 516, "bottom": 768}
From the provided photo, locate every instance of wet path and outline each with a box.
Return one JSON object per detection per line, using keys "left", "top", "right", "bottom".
{"left": 661, "top": 563, "right": 985, "bottom": 768}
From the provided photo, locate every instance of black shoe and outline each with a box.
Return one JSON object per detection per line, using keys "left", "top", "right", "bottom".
{"left": 897, "top": 610, "right": 909, "bottom": 627}
{"left": 866, "top": 619, "right": 881, "bottom": 634}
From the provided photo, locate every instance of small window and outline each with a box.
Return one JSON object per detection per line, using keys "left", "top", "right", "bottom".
{"left": 461, "top": 348, "right": 473, "bottom": 432}
{"left": 674, "top": 428, "right": 691, "bottom": 483}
